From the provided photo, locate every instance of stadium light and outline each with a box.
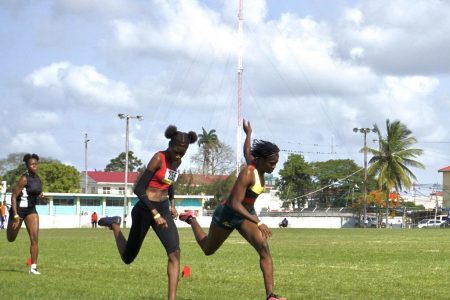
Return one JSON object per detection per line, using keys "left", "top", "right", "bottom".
{"left": 353, "top": 127, "right": 377, "bottom": 227}
{"left": 118, "top": 114, "right": 144, "bottom": 228}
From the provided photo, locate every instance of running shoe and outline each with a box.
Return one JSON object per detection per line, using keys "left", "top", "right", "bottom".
{"left": 98, "top": 216, "right": 122, "bottom": 229}
{"left": 179, "top": 210, "right": 196, "bottom": 224}
{"left": 267, "top": 293, "right": 286, "bottom": 300}
{"left": 30, "top": 266, "right": 41, "bottom": 275}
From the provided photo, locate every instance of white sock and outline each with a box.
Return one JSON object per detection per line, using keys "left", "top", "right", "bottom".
{"left": 31, "top": 263, "right": 37, "bottom": 269}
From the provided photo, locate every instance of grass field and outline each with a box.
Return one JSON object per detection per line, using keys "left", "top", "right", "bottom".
{"left": 1, "top": 227, "right": 450, "bottom": 299}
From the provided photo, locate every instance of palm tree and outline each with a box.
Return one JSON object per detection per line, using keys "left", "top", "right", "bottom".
{"left": 366, "top": 119, "right": 424, "bottom": 228}
{"left": 197, "top": 128, "right": 219, "bottom": 174}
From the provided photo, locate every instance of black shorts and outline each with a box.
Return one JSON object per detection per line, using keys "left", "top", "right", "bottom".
{"left": 212, "top": 203, "right": 256, "bottom": 230}
{"left": 9, "top": 207, "right": 38, "bottom": 220}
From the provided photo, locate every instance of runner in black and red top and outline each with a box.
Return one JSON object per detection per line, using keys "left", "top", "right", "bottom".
{"left": 180, "top": 121, "right": 286, "bottom": 300}
{"left": 7, "top": 153, "right": 46, "bottom": 275}
{"left": 98, "top": 125, "right": 197, "bottom": 300}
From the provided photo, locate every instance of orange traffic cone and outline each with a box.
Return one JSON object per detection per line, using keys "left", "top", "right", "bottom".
{"left": 181, "top": 265, "right": 191, "bottom": 278}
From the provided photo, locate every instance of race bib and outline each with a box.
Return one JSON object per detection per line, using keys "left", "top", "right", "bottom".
{"left": 19, "top": 188, "right": 28, "bottom": 208}
{"left": 162, "top": 168, "right": 178, "bottom": 185}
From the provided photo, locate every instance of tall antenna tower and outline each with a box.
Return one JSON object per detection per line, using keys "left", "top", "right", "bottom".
{"left": 236, "top": 0, "right": 244, "bottom": 175}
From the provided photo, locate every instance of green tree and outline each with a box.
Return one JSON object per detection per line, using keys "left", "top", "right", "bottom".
{"left": 3, "top": 160, "right": 80, "bottom": 193}
{"left": 311, "top": 159, "right": 364, "bottom": 207}
{"left": 367, "top": 119, "right": 424, "bottom": 227}
{"left": 105, "top": 151, "right": 143, "bottom": 172}
{"left": 276, "top": 154, "right": 313, "bottom": 209}
{"left": 0, "top": 152, "right": 27, "bottom": 175}
{"left": 197, "top": 128, "right": 219, "bottom": 174}
{"left": 39, "top": 162, "right": 80, "bottom": 192}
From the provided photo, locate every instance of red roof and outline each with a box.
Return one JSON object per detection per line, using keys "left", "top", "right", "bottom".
{"left": 431, "top": 191, "right": 444, "bottom": 196}
{"left": 87, "top": 171, "right": 140, "bottom": 183}
{"left": 438, "top": 166, "right": 450, "bottom": 172}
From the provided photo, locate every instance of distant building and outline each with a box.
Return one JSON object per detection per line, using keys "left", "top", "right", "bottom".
{"left": 81, "top": 171, "right": 140, "bottom": 195}
{"left": 177, "top": 173, "right": 229, "bottom": 187}
{"left": 439, "top": 166, "right": 450, "bottom": 207}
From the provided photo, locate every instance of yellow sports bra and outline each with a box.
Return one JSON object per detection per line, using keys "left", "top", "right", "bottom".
{"left": 239, "top": 164, "right": 265, "bottom": 205}
{"left": 250, "top": 168, "right": 265, "bottom": 195}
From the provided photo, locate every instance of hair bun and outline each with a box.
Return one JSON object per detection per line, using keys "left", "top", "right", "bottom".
{"left": 165, "top": 125, "right": 178, "bottom": 139}
{"left": 188, "top": 131, "right": 198, "bottom": 144}
{"left": 23, "top": 153, "right": 31, "bottom": 163}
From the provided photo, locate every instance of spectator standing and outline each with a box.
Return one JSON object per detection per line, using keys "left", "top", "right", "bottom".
{"left": 0, "top": 200, "right": 7, "bottom": 229}
{"left": 91, "top": 212, "right": 98, "bottom": 228}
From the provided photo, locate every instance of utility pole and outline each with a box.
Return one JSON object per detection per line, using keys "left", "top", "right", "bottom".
{"left": 84, "top": 133, "right": 90, "bottom": 194}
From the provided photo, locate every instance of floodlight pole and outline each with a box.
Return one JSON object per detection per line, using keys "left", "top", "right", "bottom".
{"left": 118, "top": 114, "right": 144, "bottom": 228}
{"left": 353, "top": 127, "right": 376, "bottom": 227}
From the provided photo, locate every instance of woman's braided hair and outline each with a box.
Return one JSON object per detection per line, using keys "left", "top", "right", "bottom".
{"left": 250, "top": 140, "right": 279, "bottom": 158}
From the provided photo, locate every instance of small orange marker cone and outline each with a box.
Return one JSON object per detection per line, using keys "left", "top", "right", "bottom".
{"left": 181, "top": 265, "right": 191, "bottom": 278}
{"left": 26, "top": 258, "right": 32, "bottom": 266}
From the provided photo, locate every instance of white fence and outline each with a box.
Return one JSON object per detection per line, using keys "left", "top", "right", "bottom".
{"left": 35, "top": 215, "right": 357, "bottom": 229}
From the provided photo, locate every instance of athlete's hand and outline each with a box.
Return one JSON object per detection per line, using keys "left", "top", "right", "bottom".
{"left": 258, "top": 223, "right": 272, "bottom": 239}
{"left": 155, "top": 216, "right": 168, "bottom": 229}
{"left": 12, "top": 217, "right": 22, "bottom": 230}
{"left": 171, "top": 207, "right": 178, "bottom": 219}
{"left": 243, "top": 119, "right": 252, "bottom": 136}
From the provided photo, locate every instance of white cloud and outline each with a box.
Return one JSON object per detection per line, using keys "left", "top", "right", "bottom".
{"left": 335, "top": 0, "right": 450, "bottom": 74}
{"left": 9, "top": 132, "right": 63, "bottom": 157}
{"left": 110, "top": 1, "right": 235, "bottom": 62}
{"left": 24, "top": 62, "right": 135, "bottom": 110}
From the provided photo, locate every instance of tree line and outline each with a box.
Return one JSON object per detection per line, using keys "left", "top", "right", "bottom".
{"left": 0, "top": 119, "right": 424, "bottom": 222}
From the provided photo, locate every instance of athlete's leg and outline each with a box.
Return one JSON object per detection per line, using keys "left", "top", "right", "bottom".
{"left": 189, "top": 219, "right": 232, "bottom": 255}
{"left": 152, "top": 210, "right": 180, "bottom": 300}
{"left": 116, "top": 203, "right": 151, "bottom": 264}
{"left": 24, "top": 213, "right": 39, "bottom": 264}
{"left": 166, "top": 249, "right": 180, "bottom": 300}
{"left": 7, "top": 214, "right": 23, "bottom": 242}
{"left": 238, "top": 220, "right": 274, "bottom": 297}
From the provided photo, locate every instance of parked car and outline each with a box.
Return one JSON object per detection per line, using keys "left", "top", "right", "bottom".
{"left": 440, "top": 220, "right": 450, "bottom": 228}
{"left": 417, "top": 219, "right": 443, "bottom": 228}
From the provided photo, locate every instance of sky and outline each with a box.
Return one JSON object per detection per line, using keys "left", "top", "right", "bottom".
{"left": 1, "top": 0, "right": 450, "bottom": 188}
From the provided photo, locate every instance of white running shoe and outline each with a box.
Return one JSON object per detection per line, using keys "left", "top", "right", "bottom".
{"left": 30, "top": 264, "right": 41, "bottom": 275}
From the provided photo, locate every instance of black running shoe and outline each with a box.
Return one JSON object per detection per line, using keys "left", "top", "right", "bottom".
{"left": 98, "top": 216, "right": 122, "bottom": 229}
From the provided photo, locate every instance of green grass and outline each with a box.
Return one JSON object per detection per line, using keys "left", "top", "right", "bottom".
{"left": 1, "top": 228, "right": 450, "bottom": 299}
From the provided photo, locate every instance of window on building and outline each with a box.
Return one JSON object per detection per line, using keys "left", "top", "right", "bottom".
{"left": 106, "top": 198, "right": 125, "bottom": 206}
{"left": 80, "top": 198, "right": 101, "bottom": 206}
{"left": 118, "top": 187, "right": 125, "bottom": 195}
{"left": 53, "top": 198, "right": 75, "bottom": 206}
{"left": 102, "top": 187, "right": 111, "bottom": 194}
{"left": 36, "top": 198, "right": 47, "bottom": 205}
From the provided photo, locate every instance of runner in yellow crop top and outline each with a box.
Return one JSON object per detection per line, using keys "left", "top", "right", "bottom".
{"left": 179, "top": 120, "right": 286, "bottom": 300}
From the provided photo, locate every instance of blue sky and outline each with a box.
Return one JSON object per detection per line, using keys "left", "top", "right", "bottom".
{"left": 1, "top": 0, "right": 450, "bottom": 187}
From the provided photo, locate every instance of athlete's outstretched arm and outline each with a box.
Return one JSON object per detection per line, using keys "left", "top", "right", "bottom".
{"left": 243, "top": 119, "right": 254, "bottom": 164}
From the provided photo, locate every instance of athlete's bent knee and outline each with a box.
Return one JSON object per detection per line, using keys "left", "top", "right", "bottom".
{"left": 203, "top": 248, "right": 216, "bottom": 256}
{"left": 122, "top": 254, "right": 135, "bottom": 264}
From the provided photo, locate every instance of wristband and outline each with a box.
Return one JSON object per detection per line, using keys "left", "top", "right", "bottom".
{"left": 153, "top": 213, "right": 161, "bottom": 220}
{"left": 14, "top": 214, "right": 19, "bottom": 219}
{"left": 256, "top": 221, "right": 263, "bottom": 227}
